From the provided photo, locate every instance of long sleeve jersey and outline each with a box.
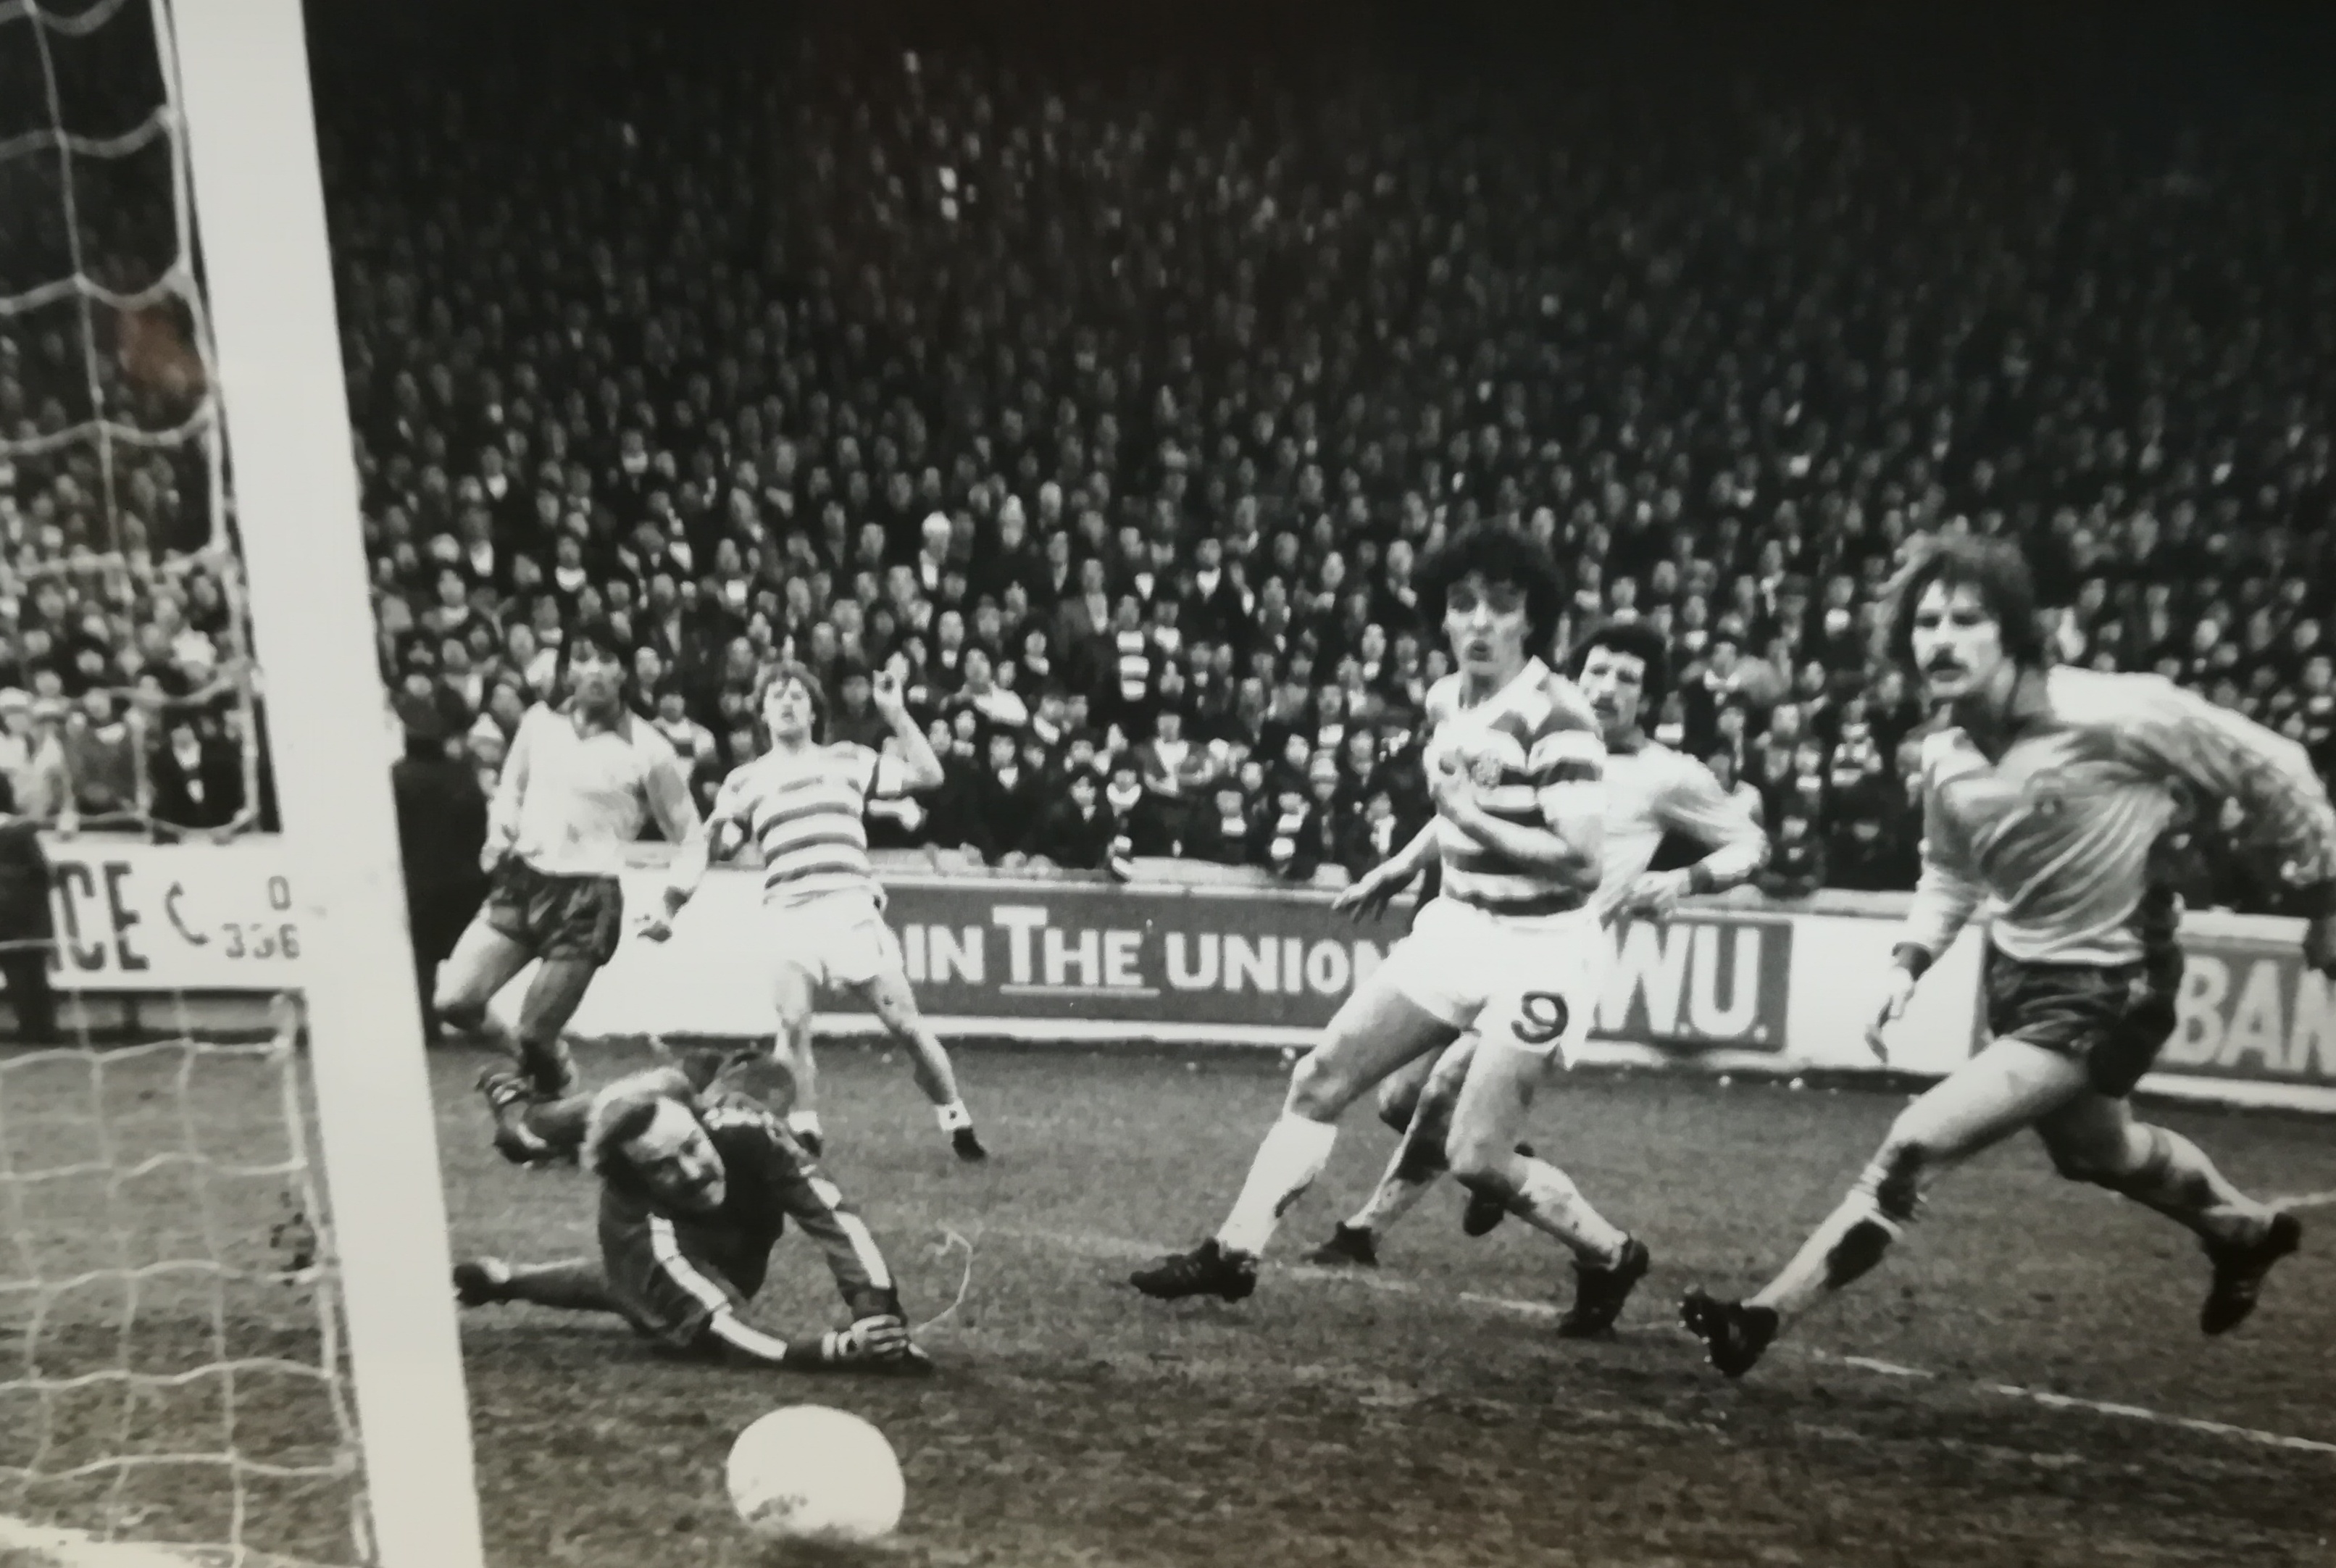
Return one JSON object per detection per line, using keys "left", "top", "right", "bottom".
{"left": 1593, "top": 738, "right": 1771, "bottom": 922}
{"left": 1901, "top": 667, "right": 2336, "bottom": 967}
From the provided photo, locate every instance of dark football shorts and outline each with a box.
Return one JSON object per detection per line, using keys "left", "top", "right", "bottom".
{"left": 1982, "top": 942, "right": 2183, "bottom": 1098}
{"left": 599, "top": 1209, "right": 750, "bottom": 1352}
{"left": 483, "top": 860, "right": 625, "bottom": 966}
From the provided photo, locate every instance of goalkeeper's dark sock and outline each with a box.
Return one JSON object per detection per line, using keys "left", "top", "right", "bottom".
{"left": 500, "top": 1259, "right": 621, "bottom": 1314}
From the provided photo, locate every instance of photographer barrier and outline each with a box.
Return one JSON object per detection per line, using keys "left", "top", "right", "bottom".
{"left": 27, "top": 839, "right": 2333, "bottom": 1112}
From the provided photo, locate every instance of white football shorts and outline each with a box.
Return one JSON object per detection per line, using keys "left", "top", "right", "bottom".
{"left": 764, "top": 890, "right": 900, "bottom": 993}
{"left": 1379, "top": 896, "right": 1602, "bottom": 1063}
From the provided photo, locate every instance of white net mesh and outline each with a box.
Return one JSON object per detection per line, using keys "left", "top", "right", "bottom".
{"left": 1, "top": 2, "right": 367, "bottom": 1564}
{"left": 1, "top": 0, "right": 264, "bottom": 841}
{"left": 0, "top": 1006, "right": 368, "bottom": 1567}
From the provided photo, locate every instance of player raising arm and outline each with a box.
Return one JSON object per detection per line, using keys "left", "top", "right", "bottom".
{"left": 449, "top": 625, "right": 709, "bottom": 1162}
{"left": 648, "top": 659, "right": 984, "bottom": 1162}
{"left": 1683, "top": 536, "right": 2335, "bottom": 1377}
{"left": 1131, "top": 522, "right": 1645, "bottom": 1317}
{"left": 453, "top": 1061, "right": 931, "bottom": 1373}
{"left": 1309, "top": 620, "right": 1767, "bottom": 1314}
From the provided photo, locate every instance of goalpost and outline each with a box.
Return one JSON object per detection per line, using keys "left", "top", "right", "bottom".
{"left": 1, "top": 1, "right": 484, "bottom": 1564}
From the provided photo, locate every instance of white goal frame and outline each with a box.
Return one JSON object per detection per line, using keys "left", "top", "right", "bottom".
{"left": 164, "top": 2, "right": 488, "bottom": 1565}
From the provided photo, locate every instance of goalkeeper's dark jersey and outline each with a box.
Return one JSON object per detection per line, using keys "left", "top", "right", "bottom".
{"left": 597, "top": 1089, "right": 900, "bottom": 1348}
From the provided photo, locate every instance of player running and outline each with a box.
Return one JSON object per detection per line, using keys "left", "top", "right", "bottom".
{"left": 654, "top": 659, "right": 985, "bottom": 1162}
{"left": 1306, "top": 620, "right": 1769, "bottom": 1321}
{"left": 448, "top": 625, "right": 708, "bottom": 1161}
{"left": 1683, "top": 535, "right": 2335, "bottom": 1377}
{"left": 453, "top": 1058, "right": 932, "bottom": 1374}
{"left": 1131, "top": 522, "right": 1640, "bottom": 1312}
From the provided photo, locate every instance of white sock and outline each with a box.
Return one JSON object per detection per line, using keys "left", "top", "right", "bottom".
{"left": 934, "top": 1100, "right": 972, "bottom": 1133}
{"left": 1215, "top": 1115, "right": 1338, "bottom": 1259}
{"left": 1508, "top": 1156, "right": 1627, "bottom": 1267}
{"left": 787, "top": 1110, "right": 825, "bottom": 1141}
{"left": 1750, "top": 1194, "right": 1903, "bottom": 1321}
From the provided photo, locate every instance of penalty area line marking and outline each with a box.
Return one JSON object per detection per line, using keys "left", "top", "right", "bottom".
{"left": 991, "top": 1225, "right": 2336, "bottom": 1461}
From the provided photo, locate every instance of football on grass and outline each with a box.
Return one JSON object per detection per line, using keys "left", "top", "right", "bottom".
{"left": 725, "top": 1405, "right": 905, "bottom": 1543}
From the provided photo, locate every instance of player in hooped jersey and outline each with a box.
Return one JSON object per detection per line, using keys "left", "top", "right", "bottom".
{"left": 648, "top": 659, "right": 985, "bottom": 1161}
{"left": 452, "top": 1057, "right": 932, "bottom": 1373}
{"left": 1685, "top": 537, "right": 2335, "bottom": 1377}
{"left": 1132, "top": 523, "right": 1645, "bottom": 1311}
{"left": 1306, "top": 621, "right": 1769, "bottom": 1307}
{"left": 450, "top": 625, "right": 709, "bottom": 1162}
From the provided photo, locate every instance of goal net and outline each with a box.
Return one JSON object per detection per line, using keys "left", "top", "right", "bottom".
{"left": 1, "top": 1, "right": 370, "bottom": 1564}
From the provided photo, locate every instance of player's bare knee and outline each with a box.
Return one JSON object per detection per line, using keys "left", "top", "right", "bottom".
{"left": 1443, "top": 1127, "right": 1511, "bottom": 1192}
{"left": 437, "top": 998, "right": 486, "bottom": 1032}
{"left": 2045, "top": 1140, "right": 2112, "bottom": 1185}
{"left": 2044, "top": 1123, "right": 2163, "bottom": 1190}
{"left": 1285, "top": 1050, "right": 1359, "bottom": 1119}
{"left": 1375, "top": 1075, "right": 1422, "bottom": 1133}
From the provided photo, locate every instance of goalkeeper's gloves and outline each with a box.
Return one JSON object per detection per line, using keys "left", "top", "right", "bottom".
{"left": 809, "top": 1314, "right": 933, "bottom": 1375}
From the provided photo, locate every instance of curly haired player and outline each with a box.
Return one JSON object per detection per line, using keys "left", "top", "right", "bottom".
{"left": 1683, "top": 536, "right": 2333, "bottom": 1377}
{"left": 1131, "top": 522, "right": 1643, "bottom": 1317}
{"left": 453, "top": 1057, "right": 932, "bottom": 1374}
{"left": 1304, "top": 620, "right": 1768, "bottom": 1332}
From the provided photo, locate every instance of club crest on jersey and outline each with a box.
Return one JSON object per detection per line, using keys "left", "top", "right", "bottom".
{"left": 1469, "top": 751, "right": 1506, "bottom": 790}
{"left": 2019, "top": 767, "right": 2070, "bottom": 818}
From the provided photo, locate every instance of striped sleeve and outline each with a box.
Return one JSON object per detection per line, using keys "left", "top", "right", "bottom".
{"left": 745, "top": 1130, "right": 902, "bottom": 1324}
{"left": 647, "top": 1217, "right": 734, "bottom": 1312}
{"left": 1522, "top": 684, "right": 1606, "bottom": 827}
{"left": 834, "top": 742, "right": 884, "bottom": 802}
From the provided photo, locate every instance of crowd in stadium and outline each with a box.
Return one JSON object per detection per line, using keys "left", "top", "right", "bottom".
{"left": 0, "top": 1, "right": 270, "bottom": 841}
{"left": 314, "top": 11, "right": 2335, "bottom": 913}
{"left": 12, "top": 9, "right": 2334, "bottom": 913}
{"left": 0, "top": 367, "right": 265, "bottom": 838}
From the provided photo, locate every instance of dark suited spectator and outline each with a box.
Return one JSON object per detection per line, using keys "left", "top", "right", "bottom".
{"left": 0, "top": 775, "right": 58, "bottom": 1043}
{"left": 1338, "top": 790, "right": 1409, "bottom": 880}
{"left": 1179, "top": 535, "right": 1246, "bottom": 648}
{"left": 148, "top": 716, "right": 246, "bottom": 838}
{"left": 390, "top": 696, "right": 488, "bottom": 1046}
{"left": 1188, "top": 780, "right": 1257, "bottom": 867}
{"left": 972, "top": 730, "right": 1046, "bottom": 864}
{"left": 1756, "top": 813, "right": 1827, "bottom": 901}
{"left": 1026, "top": 767, "right": 1120, "bottom": 872}
{"left": 1255, "top": 778, "right": 1325, "bottom": 883}
{"left": 1105, "top": 756, "right": 1175, "bottom": 857}
{"left": 974, "top": 498, "right": 1047, "bottom": 608}
{"left": 1301, "top": 755, "right": 1346, "bottom": 874}
{"left": 914, "top": 714, "right": 990, "bottom": 859}
{"left": 1825, "top": 811, "right": 1906, "bottom": 893}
